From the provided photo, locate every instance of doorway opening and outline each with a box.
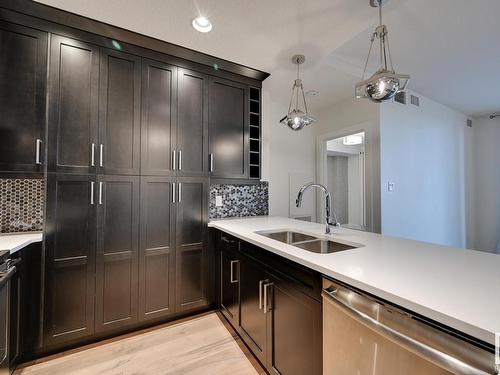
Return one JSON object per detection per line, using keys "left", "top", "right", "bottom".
{"left": 325, "top": 132, "right": 366, "bottom": 230}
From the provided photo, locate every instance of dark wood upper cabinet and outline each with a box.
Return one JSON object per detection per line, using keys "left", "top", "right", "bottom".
{"left": 43, "top": 174, "right": 96, "bottom": 346}
{"left": 266, "top": 274, "right": 322, "bottom": 375}
{"left": 95, "top": 175, "right": 140, "bottom": 332}
{"left": 99, "top": 49, "right": 141, "bottom": 175}
{"left": 0, "top": 21, "right": 47, "bottom": 173}
{"left": 47, "top": 35, "right": 99, "bottom": 174}
{"left": 141, "top": 58, "right": 177, "bottom": 176}
{"left": 139, "top": 176, "right": 176, "bottom": 321}
{"left": 175, "top": 177, "right": 208, "bottom": 312}
{"left": 177, "top": 69, "right": 209, "bottom": 176}
{"left": 209, "top": 77, "right": 249, "bottom": 179}
{"left": 219, "top": 234, "right": 240, "bottom": 327}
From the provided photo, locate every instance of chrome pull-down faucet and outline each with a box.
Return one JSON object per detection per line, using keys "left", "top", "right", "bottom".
{"left": 296, "top": 183, "right": 340, "bottom": 234}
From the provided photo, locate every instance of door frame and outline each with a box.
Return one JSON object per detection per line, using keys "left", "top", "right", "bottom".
{"left": 316, "top": 121, "right": 381, "bottom": 233}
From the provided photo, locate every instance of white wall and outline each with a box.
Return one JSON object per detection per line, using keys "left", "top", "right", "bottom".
{"left": 471, "top": 116, "right": 500, "bottom": 253}
{"left": 380, "top": 91, "right": 468, "bottom": 247}
{"left": 261, "top": 71, "right": 316, "bottom": 218}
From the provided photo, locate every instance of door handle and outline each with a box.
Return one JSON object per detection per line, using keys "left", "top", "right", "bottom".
{"left": 209, "top": 153, "right": 214, "bottom": 172}
{"left": 172, "top": 183, "right": 176, "bottom": 203}
{"left": 172, "top": 150, "right": 176, "bottom": 170}
{"left": 178, "top": 182, "right": 182, "bottom": 203}
{"left": 90, "top": 181, "right": 95, "bottom": 205}
{"left": 178, "top": 150, "right": 182, "bottom": 171}
{"left": 98, "top": 181, "right": 103, "bottom": 205}
{"left": 259, "top": 279, "right": 269, "bottom": 310}
{"left": 263, "top": 282, "right": 273, "bottom": 314}
{"left": 35, "top": 139, "right": 42, "bottom": 165}
{"left": 91, "top": 143, "right": 95, "bottom": 167}
{"left": 99, "top": 144, "right": 104, "bottom": 167}
{"left": 230, "top": 260, "right": 239, "bottom": 283}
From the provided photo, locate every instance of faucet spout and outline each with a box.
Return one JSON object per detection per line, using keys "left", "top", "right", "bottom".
{"left": 296, "top": 183, "right": 340, "bottom": 234}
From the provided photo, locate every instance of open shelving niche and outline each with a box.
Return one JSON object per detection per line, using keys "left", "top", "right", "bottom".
{"left": 249, "top": 87, "right": 261, "bottom": 179}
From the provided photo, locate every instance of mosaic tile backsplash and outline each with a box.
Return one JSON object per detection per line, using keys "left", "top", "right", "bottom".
{"left": 210, "top": 182, "right": 269, "bottom": 219}
{"left": 0, "top": 179, "right": 44, "bottom": 233}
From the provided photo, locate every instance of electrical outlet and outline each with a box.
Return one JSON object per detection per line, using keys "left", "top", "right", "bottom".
{"left": 388, "top": 182, "right": 395, "bottom": 192}
{"left": 215, "top": 195, "right": 223, "bottom": 207}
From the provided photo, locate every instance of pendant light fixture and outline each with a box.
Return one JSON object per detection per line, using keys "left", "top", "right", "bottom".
{"left": 280, "top": 54, "right": 315, "bottom": 131}
{"left": 355, "top": 0, "right": 410, "bottom": 103}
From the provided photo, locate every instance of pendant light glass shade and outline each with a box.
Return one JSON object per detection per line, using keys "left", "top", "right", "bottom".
{"left": 280, "top": 55, "right": 315, "bottom": 131}
{"left": 355, "top": 1, "right": 410, "bottom": 102}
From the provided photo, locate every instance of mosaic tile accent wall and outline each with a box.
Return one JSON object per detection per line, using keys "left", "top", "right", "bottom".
{"left": 209, "top": 182, "right": 269, "bottom": 219}
{"left": 0, "top": 179, "right": 44, "bottom": 233}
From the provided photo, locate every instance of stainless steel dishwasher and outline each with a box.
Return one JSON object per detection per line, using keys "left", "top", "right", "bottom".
{"left": 322, "top": 278, "right": 498, "bottom": 375}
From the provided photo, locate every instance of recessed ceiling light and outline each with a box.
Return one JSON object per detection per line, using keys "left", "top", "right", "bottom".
{"left": 343, "top": 135, "right": 363, "bottom": 145}
{"left": 305, "top": 90, "right": 319, "bottom": 97}
{"left": 192, "top": 16, "right": 212, "bottom": 33}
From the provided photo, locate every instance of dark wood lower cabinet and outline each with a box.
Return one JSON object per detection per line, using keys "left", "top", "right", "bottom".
{"left": 216, "top": 231, "right": 322, "bottom": 375}
{"left": 139, "top": 176, "right": 176, "bottom": 320}
{"left": 44, "top": 174, "right": 96, "bottom": 346}
{"left": 239, "top": 255, "right": 268, "bottom": 365}
{"left": 175, "top": 177, "right": 209, "bottom": 312}
{"left": 219, "top": 235, "right": 240, "bottom": 327}
{"left": 95, "top": 175, "right": 140, "bottom": 332}
{"left": 267, "top": 274, "right": 322, "bottom": 375}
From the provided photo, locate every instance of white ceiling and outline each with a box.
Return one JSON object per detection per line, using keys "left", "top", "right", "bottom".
{"left": 36, "top": 0, "right": 500, "bottom": 116}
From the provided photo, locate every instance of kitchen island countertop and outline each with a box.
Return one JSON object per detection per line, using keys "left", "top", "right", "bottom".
{"left": 209, "top": 216, "right": 500, "bottom": 345}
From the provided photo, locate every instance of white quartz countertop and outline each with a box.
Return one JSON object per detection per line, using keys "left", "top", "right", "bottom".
{"left": 209, "top": 216, "right": 500, "bottom": 345}
{"left": 0, "top": 232, "right": 43, "bottom": 254}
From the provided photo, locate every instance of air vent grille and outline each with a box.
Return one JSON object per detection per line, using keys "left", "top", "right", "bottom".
{"left": 410, "top": 94, "right": 420, "bottom": 107}
{"left": 394, "top": 91, "right": 406, "bottom": 105}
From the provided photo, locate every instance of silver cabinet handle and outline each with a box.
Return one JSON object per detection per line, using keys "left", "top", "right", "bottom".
{"left": 178, "top": 182, "right": 182, "bottom": 203}
{"left": 322, "top": 288, "right": 496, "bottom": 375}
{"left": 172, "top": 183, "right": 176, "bottom": 203}
{"left": 172, "top": 150, "right": 176, "bottom": 171}
{"left": 259, "top": 280, "right": 265, "bottom": 310}
{"left": 259, "top": 279, "right": 269, "bottom": 310}
{"left": 99, "top": 144, "right": 104, "bottom": 167}
{"left": 35, "top": 139, "right": 42, "bottom": 165}
{"left": 91, "top": 143, "right": 95, "bottom": 167}
{"left": 263, "top": 283, "right": 273, "bottom": 314}
{"left": 209, "top": 153, "right": 214, "bottom": 172}
{"left": 178, "top": 150, "right": 182, "bottom": 171}
{"left": 90, "top": 181, "right": 95, "bottom": 205}
{"left": 230, "top": 260, "right": 239, "bottom": 283}
{"left": 98, "top": 181, "right": 103, "bottom": 205}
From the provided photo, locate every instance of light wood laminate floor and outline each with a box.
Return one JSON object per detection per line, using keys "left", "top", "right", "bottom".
{"left": 15, "top": 313, "right": 262, "bottom": 375}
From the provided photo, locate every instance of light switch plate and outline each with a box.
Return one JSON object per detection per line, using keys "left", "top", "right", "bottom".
{"left": 215, "top": 195, "right": 223, "bottom": 207}
{"left": 388, "top": 182, "right": 395, "bottom": 192}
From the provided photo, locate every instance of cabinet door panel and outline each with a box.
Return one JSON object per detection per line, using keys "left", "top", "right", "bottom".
{"left": 239, "top": 255, "right": 267, "bottom": 364}
{"left": 139, "top": 177, "right": 175, "bottom": 320}
{"left": 0, "top": 22, "right": 47, "bottom": 172}
{"left": 48, "top": 35, "right": 99, "bottom": 174}
{"left": 141, "top": 59, "right": 177, "bottom": 176}
{"left": 177, "top": 69, "right": 208, "bottom": 176}
{"left": 96, "top": 175, "right": 139, "bottom": 331}
{"left": 44, "top": 174, "right": 96, "bottom": 345}
{"left": 267, "top": 276, "right": 322, "bottom": 375}
{"left": 209, "top": 77, "right": 249, "bottom": 179}
{"left": 99, "top": 49, "right": 141, "bottom": 175}
{"left": 175, "top": 177, "right": 208, "bottom": 312}
{"left": 220, "top": 236, "right": 240, "bottom": 326}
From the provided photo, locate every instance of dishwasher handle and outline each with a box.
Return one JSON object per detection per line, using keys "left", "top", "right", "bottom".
{"left": 322, "top": 287, "right": 498, "bottom": 375}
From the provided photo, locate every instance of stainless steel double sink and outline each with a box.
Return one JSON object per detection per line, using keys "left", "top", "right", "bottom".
{"left": 255, "top": 230, "right": 360, "bottom": 254}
